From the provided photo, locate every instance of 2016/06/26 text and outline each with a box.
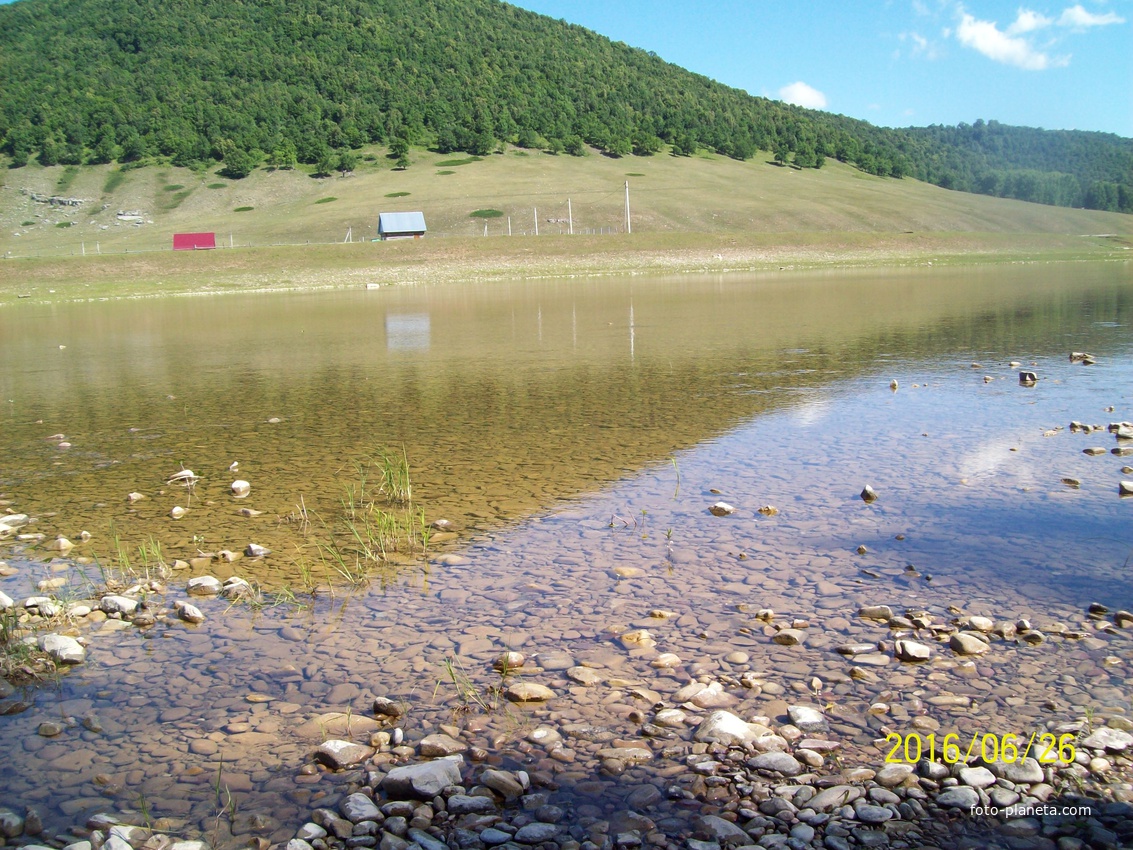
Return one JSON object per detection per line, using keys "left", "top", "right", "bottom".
{"left": 883, "top": 732, "right": 1076, "bottom": 765}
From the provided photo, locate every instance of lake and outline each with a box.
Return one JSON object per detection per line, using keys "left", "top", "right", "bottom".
{"left": 1, "top": 261, "right": 1131, "bottom": 847}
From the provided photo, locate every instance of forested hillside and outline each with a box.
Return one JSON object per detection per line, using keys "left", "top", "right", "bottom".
{"left": 1, "top": 0, "right": 1130, "bottom": 212}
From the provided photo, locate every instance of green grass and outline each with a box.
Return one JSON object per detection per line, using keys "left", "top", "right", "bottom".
{"left": 1, "top": 142, "right": 1128, "bottom": 280}
{"left": 20, "top": 220, "right": 35, "bottom": 227}
{"left": 470, "top": 209, "right": 504, "bottom": 218}
{"left": 435, "top": 156, "right": 483, "bottom": 167}
{"left": 315, "top": 196, "right": 337, "bottom": 204}
{"left": 625, "top": 172, "right": 646, "bottom": 177}
{"left": 55, "top": 221, "right": 74, "bottom": 228}
{"left": 163, "top": 184, "right": 185, "bottom": 192}
{"left": 56, "top": 166, "right": 80, "bottom": 192}
{"left": 103, "top": 169, "right": 127, "bottom": 194}
{"left": 207, "top": 182, "right": 228, "bottom": 189}
{"left": 163, "top": 190, "right": 192, "bottom": 210}
{"left": 234, "top": 206, "right": 254, "bottom": 212}
{"left": 437, "top": 170, "right": 455, "bottom": 175}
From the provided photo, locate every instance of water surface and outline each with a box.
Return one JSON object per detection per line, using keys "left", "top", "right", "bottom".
{"left": 0, "top": 262, "right": 1131, "bottom": 844}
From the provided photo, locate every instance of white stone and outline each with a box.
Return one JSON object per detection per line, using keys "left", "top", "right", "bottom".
{"left": 39, "top": 633, "right": 85, "bottom": 664}
{"left": 692, "top": 710, "right": 771, "bottom": 746}
{"left": 709, "top": 502, "right": 735, "bottom": 516}
{"left": 174, "top": 601, "right": 205, "bottom": 624}
{"left": 231, "top": 480, "right": 251, "bottom": 498}
{"left": 99, "top": 595, "right": 138, "bottom": 616}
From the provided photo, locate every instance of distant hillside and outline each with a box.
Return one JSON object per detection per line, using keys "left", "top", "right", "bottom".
{"left": 1, "top": 0, "right": 1130, "bottom": 213}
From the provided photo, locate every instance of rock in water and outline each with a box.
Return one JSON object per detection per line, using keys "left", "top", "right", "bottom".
{"left": 1018, "top": 371, "right": 1038, "bottom": 385}
{"left": 860, "top": 485, "right": 879, "bottom": 503}
{"left": 894, "top": 639, "right": 932, "bottom": 662}
{"left": 315, "top": 740, "right": 374, "bottom": 770}
{"left": 381, "top": 758, "right": 463, "bottom": 799}
{"left": 505, "top": 682, "right": 555, "bottom": 702}
{"left": 949, "top": 632, "right": 990, "bottom": 656}
{"left": 692, "top": 710, "right": 772, "bottom": 746}
{"left": 174, "top": 601, "right": 205, "bottom": 623}
{"left": 231, "top": 480, "right": 251, "bottom": 498}
{"left": 709, "top": 502, "right": 735, "bottom": 516}
{"left": 39, "top": 633, "right": 85, "bottom": 664}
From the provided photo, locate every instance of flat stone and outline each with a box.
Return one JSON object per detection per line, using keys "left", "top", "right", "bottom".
{"left": 772, "top": 628, "right": 805, "bottom": 646}
{"left": 990, "top": 757, "right": 1044, "bottom": 784}
{"left": 894, "top": 639, "right": 931, "bottom": 662}
{"left": 747, "top": 751, "right": 803, "bottom": 776}
{"left": 1081, "top": 727, "right": 1133, "bottom": 752}
{"left": 381, "top": 757, "right": 463, "bottom": 799}
{"left": 418, "top": 733, "right": 466, "bottom": 757}
{"left": 692, "top": 710, "right": 772, "bottom": 746}
{"left": 695, "top": 815, "right": 750, "bottom": 842}
{"left": 787, "top": 705, "right": 828, "bottom": 733}
{"left": 854, "top": 804, "right": 893, "bottom": 824}
{"left": 480, "top": 769, "right": 524, "bottom": 800}
{"left": 936, "top": 786, "right": 980, "bottom": 808}
{"left": 445, "top": 795, "right": 496, "bottom": 816}
{"left": 858, "top": 605, "right": 893, "bottom": 620}
{"left": 341, "top": 793, "right": 383, "bottom": 823}
{"left": 513, "top": 823, "right": 559, "bottom": 844}
{"left": 959, "top": 766, "right": 997, "bottom": 788}
{"left": 566, "top": 666, "right": 603, "bottom": 686}
{"left": 949, "top": 632, "right": 990, "bottom": 656}
{"left": 39, "top": 633, "right": 85, "bottom": 664}
{"left": 505, "top": 682, "right": 555, "bottom": 702}
{"left": 874, "top": 763, "right": 914, "bottom": 787}
{"left": 186, "top": 576, "right": 222, "bottom": 596}
{"left": 406, "top": 829, "right": 448, "bottom": 850}
{"left": 808, "top": 785, "right": 863, "bottom": 811}
{"left": 315, "top": 740, "right": 374, "bottom": 770}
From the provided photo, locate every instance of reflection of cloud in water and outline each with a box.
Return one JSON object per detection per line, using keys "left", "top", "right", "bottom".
{"left": 955, "top": 430, "right": 1041, "bottom": 484}
{"left": 791, "top": 395, "right": 832, "bottom": 427}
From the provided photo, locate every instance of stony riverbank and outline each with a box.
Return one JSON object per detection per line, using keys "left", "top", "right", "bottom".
{"left": 3, "top": 553, "right": 1133, "bottom": 850}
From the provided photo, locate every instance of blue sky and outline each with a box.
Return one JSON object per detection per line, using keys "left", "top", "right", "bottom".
{"left": 509, "top": 0, "right": 1132, "bottom": 137}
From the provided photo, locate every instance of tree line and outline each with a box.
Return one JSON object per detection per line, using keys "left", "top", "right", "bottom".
{"left": 0, "top": 0, "right": 1129, "bottom": 212}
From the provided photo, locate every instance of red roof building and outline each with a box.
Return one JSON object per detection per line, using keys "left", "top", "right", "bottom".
{"left": 173, "top": 232, "right": 216, "bottom": 250}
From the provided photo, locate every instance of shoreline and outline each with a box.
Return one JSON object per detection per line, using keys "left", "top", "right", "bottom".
{"left": 1, "top": 231, "right": 1129, "bottom": 305}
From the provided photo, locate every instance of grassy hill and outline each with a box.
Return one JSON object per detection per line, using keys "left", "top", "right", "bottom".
{"left": 1, "top": 143, "right": 1129, "bottom": 299}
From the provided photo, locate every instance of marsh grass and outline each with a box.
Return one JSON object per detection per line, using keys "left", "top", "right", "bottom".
{"left": 304, "top": 449, "right": 431, "bottom": 591}
{"left": 0, "top": 607, "right": 57, "bottom": 684}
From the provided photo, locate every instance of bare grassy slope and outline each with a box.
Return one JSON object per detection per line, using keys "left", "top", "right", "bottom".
{"left": 1, "top": 145, "right": 1129, "bottom": 298}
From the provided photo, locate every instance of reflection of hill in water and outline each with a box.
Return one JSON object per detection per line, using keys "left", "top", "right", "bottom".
{"left": 0, "top": 263, "right": 1128, "bottom": 584}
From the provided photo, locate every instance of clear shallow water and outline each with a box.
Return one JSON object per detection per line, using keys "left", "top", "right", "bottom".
{"left": 0, "top": 262, "right": 1131, "bottom": 843}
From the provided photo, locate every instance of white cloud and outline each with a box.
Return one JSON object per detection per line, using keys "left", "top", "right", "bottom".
{"left": 1007, "top": 8, "right": 1053, "bottom": 34}
{"left": 778, "top": 81, "right": 828, "bottom": 109}
{"left": 900, "top": 30, "right": 944, "bottom": 59}
{"left": 1058, "top": 4, "right": 1125, "bottom": 28}
{"left": 955, "top": 11, "right": 1068, "bottom": 69}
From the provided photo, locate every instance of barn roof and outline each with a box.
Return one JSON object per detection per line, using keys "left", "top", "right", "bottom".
{"left": 379, "top": 211, "right": 427, "bottom": 233}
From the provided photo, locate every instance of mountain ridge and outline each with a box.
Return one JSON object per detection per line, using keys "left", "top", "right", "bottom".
{"left": 0, "top": 0, "right": 1130, "bottom": 212}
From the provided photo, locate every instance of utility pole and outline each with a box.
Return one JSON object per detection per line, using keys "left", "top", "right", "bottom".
{"left": 534, "top": 207, "right": 538, "bottom": 236}
{"left": 568, "top": 198, "right": 573, "bottom": 235}
{"left": 508, "top": 216, "right": 512, "bottom": 236}
{"left": 624, "top": 181, "right": 631, "bottom": 234}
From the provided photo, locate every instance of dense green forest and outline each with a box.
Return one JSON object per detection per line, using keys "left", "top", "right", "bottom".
{"left": 1, "top": 0, "right": 1130, "bottom": 212}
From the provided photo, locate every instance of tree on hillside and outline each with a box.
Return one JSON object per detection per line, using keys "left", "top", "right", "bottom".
{"left": 219, "top": 148, "right": 257, "bottom": 179}
{"left": 337, "top": 150, "right": 357, "bottom": 177}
